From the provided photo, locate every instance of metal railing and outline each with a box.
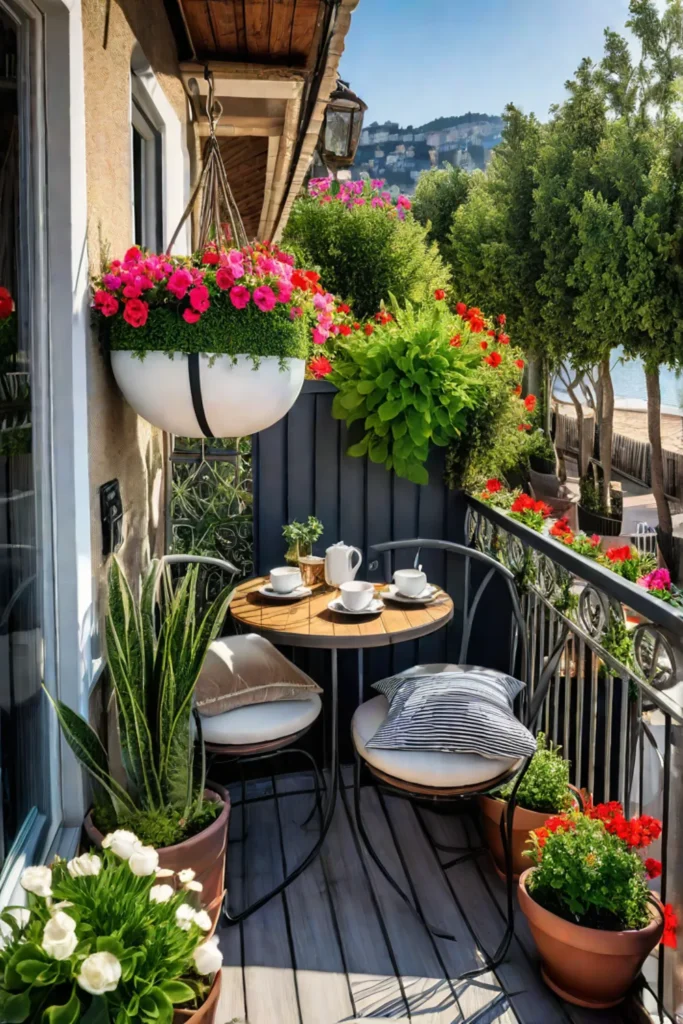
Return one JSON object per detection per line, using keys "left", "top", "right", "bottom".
{"left": 465, "top": 495, "right": 683, "bottom": 1022}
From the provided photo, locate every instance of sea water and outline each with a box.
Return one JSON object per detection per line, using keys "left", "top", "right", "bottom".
{"left": 555, "top": 347, "right": 683, "bottom": 413}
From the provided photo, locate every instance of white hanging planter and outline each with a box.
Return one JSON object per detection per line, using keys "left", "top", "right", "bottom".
{"left": 110, "top": 351, "right": 306, "bottom": 438}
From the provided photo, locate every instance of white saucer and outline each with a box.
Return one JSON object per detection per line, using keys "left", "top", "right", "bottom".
{"left": 328, "top": 597, "right": 384, "bottom": 616}
{"left": 380, "top": 583, "right": 439, "bottom": 605}
{"left": 259, "top": 584, "right": 312, "bottom": 601}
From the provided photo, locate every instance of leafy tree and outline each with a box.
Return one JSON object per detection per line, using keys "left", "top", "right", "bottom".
{"left": 412, "top": 163, "right": 470, "bottom": 256}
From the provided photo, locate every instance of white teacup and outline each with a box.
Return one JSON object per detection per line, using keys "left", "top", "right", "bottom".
{"left": 394, "top": 568, "right": 427, "bottom": 597}
{"left": 270, "top": 566, "right": 302, "bottom": 594}
{"left": 340, "top": 580, "right": 375, "bottom": 611}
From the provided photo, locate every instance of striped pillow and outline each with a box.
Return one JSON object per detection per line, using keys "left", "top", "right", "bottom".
{"left": 367, "top": 668, "right": 535, "bottom": 759}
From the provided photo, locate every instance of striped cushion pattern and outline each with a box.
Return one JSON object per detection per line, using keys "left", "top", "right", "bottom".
{"left": 367, "top": 668, "right": 535, "bottom": 759}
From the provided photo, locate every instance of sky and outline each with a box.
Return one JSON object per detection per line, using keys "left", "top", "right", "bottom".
{"left": 338, "top": 0, "right": 665, "bottom": 128}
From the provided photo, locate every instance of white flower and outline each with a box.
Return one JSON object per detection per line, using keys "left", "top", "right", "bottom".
{"left": 67, "top": 853, "right": 102, "bottom": 878}
{"left": 77, "top": 951, "right": 122, "bottom": 995}
{"left": 149, "top": 884, "right": 174, "bottom": 904}
{"left": 0, "top": 909, "right": 31, "bottom": 949}
{"left": 184, "top": 880, "right": 203, "bottom": 893}
{"left": 155, "top": 868, "right": 175, "bottom": 879}
{"left": 193, "top": 910, "right": 212, "bottom": 933}
{"left": 128, "top": 843, "right": 159, "bottom": 877}
{"left": 102, "top": 830, "right": 139, "bottom": 860}
{"left": 193, "top": 935, "right": 223, "bottom": 976}
{"left": 20, "top": 865, "right": 52, "bottom": 898}
{"left": 175, "top": 904, "right": 196, "bottom": 931}
{"left": 42, "top": 911, "right": 78, "bottom": 960}
{"left": 177, "top": 869, "right": 196, "bottom": 884}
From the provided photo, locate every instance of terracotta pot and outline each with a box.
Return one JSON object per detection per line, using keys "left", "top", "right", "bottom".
{"left": 173, "top": 969, "right": 222, "bottom": 1024}
{"left": 83, "top": 784, "right": 230, "bottom": 931}
{"left": 518, "top": 868, "right": 663, "bottom": 1008}
{"left": 479, "top": 786, "right": 583, "bottom": 881}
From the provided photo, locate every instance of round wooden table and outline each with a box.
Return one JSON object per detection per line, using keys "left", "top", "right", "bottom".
{"left": 229, "top": 576, "right": 454, "bottom": 887}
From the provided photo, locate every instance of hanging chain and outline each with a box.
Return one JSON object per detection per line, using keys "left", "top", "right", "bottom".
{"left": 166, "top": 67, "right": 249, "bottom": 255}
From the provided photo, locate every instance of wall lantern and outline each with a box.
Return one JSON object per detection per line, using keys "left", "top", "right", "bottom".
{"left": 320, "top": 79, "right": 367, "bottom": 174}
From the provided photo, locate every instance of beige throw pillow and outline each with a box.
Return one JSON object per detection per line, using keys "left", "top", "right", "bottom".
{"left": 195, "top": 633, "right": 323, "bottom": 717}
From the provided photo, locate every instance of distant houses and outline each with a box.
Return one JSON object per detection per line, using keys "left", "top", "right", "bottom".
{"left": 350, "top": 113, "right": 504, "bottom": 191}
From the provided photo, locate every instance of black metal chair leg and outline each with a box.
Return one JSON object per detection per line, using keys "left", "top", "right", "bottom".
{"left": 353, "top": 754, "right": 456, "bottom": 942}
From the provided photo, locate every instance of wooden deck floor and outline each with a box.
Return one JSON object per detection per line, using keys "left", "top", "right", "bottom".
{"left": 215, "top": 772, "right": 651, "bottom": 1024}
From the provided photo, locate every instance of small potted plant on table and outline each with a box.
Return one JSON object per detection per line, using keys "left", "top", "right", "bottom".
{"left": 479, "top": 733, "right": 580, "bottom": 879}
{"left": 0, "top": 842, "right": 223, "bottom": 1023}
{"left": 47, "top": 558, "right": 232, "bottom": 929}
{"left": 519, "top": 801, "right": 673, "bottom": 1008}
{"left": 283, "top": 515, "right": 324, "bottom": 584}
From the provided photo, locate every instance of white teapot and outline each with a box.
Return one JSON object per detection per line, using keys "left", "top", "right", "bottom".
{"left": 325, "top": 541, "right": 363, "bottom": 586}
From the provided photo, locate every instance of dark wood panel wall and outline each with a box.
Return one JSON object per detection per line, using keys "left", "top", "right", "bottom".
{"left": 178, "top": 0, "right": 323, "bottom": 65}
{"left": 218, "top": 136, "right": 268, "bottom": 240}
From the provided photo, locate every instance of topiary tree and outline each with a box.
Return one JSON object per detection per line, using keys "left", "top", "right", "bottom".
{"left": 282, "top": 181, "right": 449, "bottom": 319}
{"left": 412, "top": 162, "right": 470, "bottom": 258}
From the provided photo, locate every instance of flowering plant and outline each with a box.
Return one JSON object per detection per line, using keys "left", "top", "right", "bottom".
{"left": 93, "top": 242, "right": 345, "bottom": 365}
{"left": 508, "top": 493, "right": 553, "bottom": 532}
{"left": 637, "top": 567, "right": 683, "bottom": 608}
{"left": 0, "top": 286, "right": 16, "bottom": 366}
{"left": 548, "top": 519, "right": 603, "bottom": 558}
{"left": 307, "top": 176, "right": 413, "bottom": 219}
{"left": 525, "top": 803, "right": 676, "bottom": 942}
{"left": 599, "top": 545, "right": 656, "bottom": 583}
{"left": 477, "top": 480, "right": 521, "bottom": 511}
{"left": 0, "top": 835, "right": 222, "bottom": 1023}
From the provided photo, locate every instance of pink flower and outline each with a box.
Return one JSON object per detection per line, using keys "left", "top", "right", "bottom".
{"left": 312, "top": 328, "right": 327, "bottom": 345}
{"left": 183, "top": 308, "right": 201, "bottom": 324}
{"left": 94, "top": 290, "right": 119, "bottom": 317}
{"left": 371, "top": 197, "right": 385, "bottom": 208}
{"left": 122, "top": 298, "right": 148, "bottom": 328}
{"left": 354, "top": 197, "right": 366, "bottom": 206}
{"left": 290, "top": 306, "right": 303, "bottom": 320}
{"left": 124, "top": 246, "right": 142, "bottom": 263}
{"left": 277, "top": 282, "right": 293, "bottom": 304}
{"left": 313, "top": 292, "right": 332, "bottom": 312}
{"left": 253, "top": 285, "right": 276, "bottom": 312}
{"left": 103, "top": 274, "right": 122, "bottom": 291}
{"left": 397, "top": 195, "right": 411, "bottom": 210}
{"left": 216, "top": 267, "right": 234, "bottom": 291}
{"left": 189, "top": 285, "right": 210, "bottom": 313}
{"left": 229, "top": 286, "right": 251, "bottom": 310}
{"left": 638, "top": 568, "right": 672, "bottom": 593}
{"left": 123, "top": 282, "right": 142, "bottom": 299}
{"left": 167, "top": 269, "right": 193, "bottom": 300}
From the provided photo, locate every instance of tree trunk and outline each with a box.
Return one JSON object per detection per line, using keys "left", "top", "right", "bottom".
{"left": 565, "top": 379, "right": 587, "bottom": 476}
{"left": 599, "top": 357, "right": 615, "bottom": 512}
{"left": 645, "top": 367, "right": 673, "bottom": 534}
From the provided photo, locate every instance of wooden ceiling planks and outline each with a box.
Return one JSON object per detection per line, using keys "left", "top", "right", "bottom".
{"left": 178, "top": 0, "right": 322, "bottom": 65}
{"left": 218, "top": 135, "right": 269, "bottom": 241}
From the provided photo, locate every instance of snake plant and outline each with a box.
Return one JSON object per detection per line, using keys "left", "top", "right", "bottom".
{"left": 47, "top": 558, "right": 232, "bottom": 832}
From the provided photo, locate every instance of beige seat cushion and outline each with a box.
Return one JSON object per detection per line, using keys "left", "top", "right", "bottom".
{"left": 352, "top": 695, "right": 521, "bottom": 789}
{"left": 195, "top": 633, "right": 322, "bottom": 716}
{"left": 201, "top": 695, "right": 322, "bottom": 747}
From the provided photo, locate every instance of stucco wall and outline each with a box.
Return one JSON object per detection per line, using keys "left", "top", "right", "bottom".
{"left": 82, "top": 0, "right": 191, "bottom": 613}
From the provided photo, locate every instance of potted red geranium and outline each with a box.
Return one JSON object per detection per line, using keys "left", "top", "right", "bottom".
{"left": 519, "top": 800, "right": 676, "bottom": 1008}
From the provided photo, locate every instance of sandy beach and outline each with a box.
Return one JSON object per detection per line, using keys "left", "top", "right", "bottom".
{"left": 555, "top": 401, "right": 683, "bottom": 455}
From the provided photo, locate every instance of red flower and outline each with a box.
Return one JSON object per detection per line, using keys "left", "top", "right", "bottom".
{"left": 305, "top": 270, "right": 320, "bottom": 284}
{"left": 450, "top": 335, "right": 461, "bottom": 347}
{"left": 122, "top": 297, "right": 148, "bottom": 328}
{"left": 484, "top": 350, "right": 502, "bottom": 367}
{"left": 456, "top": 302, "right": 468, "bottom": 316}
{"left": 337, "top": 303, "right": 351, "bottom": 314}
{"left": 606, "top": 546, "right": 632, "bottom": 563}
{"left": 215, "top": 267, "right": 235, "bottom": 291}
{"left": 487, "top": 329, "right": 496, "bottom": 337}
{"left": 498, "top": 314, "right": 507, "bottom": 325}
{"left": 513, "top": 385, "right": 522, "bottom": 396}
{"left": 645, "top": 858, "right": 662, "bottom": 879}
{"left": 544, "top": 814, "right": 575, "bottom": 833}
{"left": 189, "top": 285, "right": 211, "bottom": 313}
{"left": 94, "top": 289, "right": 119, "bottom": 318}
{"left": 124, "top": 246, "right": 142, "bottom": 263}
{"left": 308, "top": 355, "right": 332, "bottom": 379}
{"left": 497, "top": 332, "right": 510, "bottom": 345}
{"left": 590, "top": 535, "right": 601, "bottom": 547}
{"left": 480, "top": 341, "right": 488, "bottom": 350}
{"left": 486, "top": 478, "right": 502, "bottom": 493}
{"left": 515, "top": 359, "right": 525, "bottom": 370}
{"left": 518, "top": 423, "right": 531, "bottom": 431}
{"left": 291, "top": 270, "right": 309, "bottom": 292}
{"left": 353, "top": 322, "right": 360, "bottom": 330}
{"left": 339, "top": 324, "right": 352, "bottom": 337}
{"left": 662, "top": 904, "right": 678, "bottom": 949}
{"left": 550, "top": 516, "right": 572, "bottom": 538}
{"left": 524, "top": 394, "right": 537, "bottom": 413}
{"left": 510, "top": 495, "right": 552, "bottom": 517}
{"left": 0, "top": 287, "right": 13, "bottom": 319}
{"left": 364, "top": 324, "right": 374, "bottom": 336}
{"left": 469, "top": 315, "right": 485, "bottom": 333}
{"left": 434, "top": 289, "right": 446, "bottom": 301}
{"left": 183, "top": 308, "right": 201, "bottom": 324}
{"left": 202, "top": 251, "right": 220, "bottom": 266}
{"left": 533, "top": 826, "right": 550, "bottom": 849}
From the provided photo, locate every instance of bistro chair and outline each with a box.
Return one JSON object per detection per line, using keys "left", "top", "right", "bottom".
{"left": 351, "top": 538, "right": 564, "bottom": 981}
{"left": 166, "top": 556, "right": 326, "bottom": 925}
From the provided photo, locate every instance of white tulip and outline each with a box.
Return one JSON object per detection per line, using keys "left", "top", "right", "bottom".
{"left": 128, "top": 843, "right": 159, "bottom": 877}
{"left": 184, "top": 880, "right": 203, "bottom": 893}
{"left": 149, "top": 884, "right": 174, "bottom": 904}
{"left": 77, "top": 951, "right": 122, "bottom": 995}
{"left": 155, "top": 868, "right": 175, "bottom": 879}
{"left": 177, "top": 869, "right": 195, "bottom": 884}
{"left": 193, "top": 910, "right": 212, "bottom": 933}
{"left": 175, "top": 904, "right": 196, "bottom": 931}
{"left": 102, "top": 830, "right": 139, "bottom": 860}
{"left": 20, "top": 865, "right": 52, "bottom": 898}
{"left": 67, "top": 853, "right": 102, "bottom": 878}
{"left": 193, "top": 935, "right": 223, "bottom": 975}
{"left": 42, "top": 911, "right": 78, "bottom": 960}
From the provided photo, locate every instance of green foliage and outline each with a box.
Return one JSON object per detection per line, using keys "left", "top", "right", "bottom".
{"left": 93, "top": 800, "right": 220, "bottom": 850}
{"left": 599, "top": 616, "right": 635, "bottom": 672}
{"left": 47, "top": 559, "right": 232, "bottom": 846}
{"left": 526, "top": 813, "right": 652, "bottom": 930}
{"left": 0, "top": 851, "right": 217, "bottom": 1022}
{"left": 599, "top": 548, "right": 657, "bottom": 583}
{"left": 107, "top": 301, "right": 309, "bottom": 364}
{"left": 412, "top": 163, "right": 470, "bottom": 255}
{"left": 499, "top": 733, "right": 572, "bottom": 814}
{"left": 0, "top": 315, "right": 17, "bottom": 368}
{"left": 282, "top": 516, "right": 324, "bottom": 547}
{"left": 523, "top": 429, "right": 556, "bottom": 464}
{"left": 329, "top": 301, "right": 514, "bottom": 485}
{"left": 282, "top": 196, "right": 449, "bottom": 319}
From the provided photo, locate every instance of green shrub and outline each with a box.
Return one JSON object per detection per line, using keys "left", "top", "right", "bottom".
{"left": 412, "top": 163, "right": 470, "bottom": 255}
{"left": 499, "top": 733, "right": 572, "bottom": 814}
{"left": 283, "top": 197, "right": 449, "bottom": 319}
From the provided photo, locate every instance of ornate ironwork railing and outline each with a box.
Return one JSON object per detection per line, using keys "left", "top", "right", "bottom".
{"left": 465, "top": 495, "right": 683, "bottom": 1021}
